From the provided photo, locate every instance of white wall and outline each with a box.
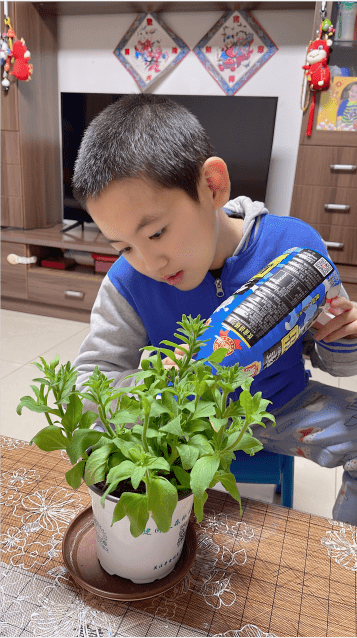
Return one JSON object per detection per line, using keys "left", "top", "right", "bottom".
{"left": 58, "top": 7, "right": 314, "bottom": 216}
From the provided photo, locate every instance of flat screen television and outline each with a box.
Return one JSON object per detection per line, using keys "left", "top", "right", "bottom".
{"left": 61, "top": 92, "right": 277, "bottom": 228}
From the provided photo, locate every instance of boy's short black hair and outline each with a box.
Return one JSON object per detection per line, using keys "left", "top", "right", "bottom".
{"left": 72, "top": 93, "right": 215, "bottom": 206}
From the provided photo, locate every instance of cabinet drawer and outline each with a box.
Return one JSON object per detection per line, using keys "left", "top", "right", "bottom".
{"left": 291, "top": 185, "right": 357, "bottom": 227}
{"left": 294, "top": 146, "right": 357, "bottom": 187}
{"left": 312, "top": 224, "right": 357, "bottom": 266}
{"left": 27, "top": 267, "right": 103, "bottom": 310}
{"left": 1, "top": 241, "right": 27, "bottom": 299}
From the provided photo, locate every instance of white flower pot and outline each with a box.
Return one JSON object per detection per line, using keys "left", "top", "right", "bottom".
{"left": 89, "top": 485, "right": 194, "bottom": 584}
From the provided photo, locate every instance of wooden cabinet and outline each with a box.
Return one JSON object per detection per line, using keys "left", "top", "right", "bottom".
{"left": 0, "top": 2, "right": 62, "bottom": 229}
{"left": 1, "top": 224, "right": 118, "bottom": 322}
{"left": 290, "top": 1, "right": 357, "bottom": 300}
{"left": 1, "top": 241, "right": 28, "bottom": 299}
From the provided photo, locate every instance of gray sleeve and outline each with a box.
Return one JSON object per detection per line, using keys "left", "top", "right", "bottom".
{"left": 302, "top": 284, "right": 357, "bottom": 377}
{"left": 303, "top": 330, "right": 357, "bottom": 377}
{"left": 73, "top": 275, "right": 149, "bottom": 396}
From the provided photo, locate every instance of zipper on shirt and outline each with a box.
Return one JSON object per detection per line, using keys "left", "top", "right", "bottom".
{"left": 214, "top": 278, "right": 224, "bottom": 298}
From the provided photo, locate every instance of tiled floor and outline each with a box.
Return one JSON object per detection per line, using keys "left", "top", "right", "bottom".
{"left": 1, "top": 308, "right": 356, "bottom": 521}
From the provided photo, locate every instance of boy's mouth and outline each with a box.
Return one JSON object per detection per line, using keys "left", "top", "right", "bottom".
{"left": 162, "top": 270, "right": 184, "bottom": 285}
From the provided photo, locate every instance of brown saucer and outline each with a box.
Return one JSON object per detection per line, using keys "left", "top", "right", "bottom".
{"left": 62, "top": 506, "right": 197, "bottom": 601}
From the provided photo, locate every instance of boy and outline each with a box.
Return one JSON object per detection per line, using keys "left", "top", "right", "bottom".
{"left": 73, "top": 93, "right": 357, "bottom": 524}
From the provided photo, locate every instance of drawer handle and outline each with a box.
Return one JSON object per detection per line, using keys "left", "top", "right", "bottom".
{"left": 324, "top": 204, "right": 350, "bottom": 211}
{"left": 325, "top": 241, "right": 344, "bottom": 249}
{"left": 330, "top": 164, "right": 356, "bottom": 172}
{"left": 7, "top": 254, "right": 37, "bottom": 265}
{"left": 65, "top": 290, "right": 84, "bottom": 299}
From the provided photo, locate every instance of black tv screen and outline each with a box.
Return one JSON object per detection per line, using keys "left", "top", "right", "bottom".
{"left": 61, "top": 92, "right": 277, "bottom": 225}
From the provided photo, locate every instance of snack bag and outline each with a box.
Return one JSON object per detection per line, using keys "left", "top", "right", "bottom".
{"left": 197, "top": 247, "right": 341, "bottom": 377}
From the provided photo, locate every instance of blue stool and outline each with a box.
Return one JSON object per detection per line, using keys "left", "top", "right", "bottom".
{"left": 230, "top": 450, "right": 294, "bottom": 508}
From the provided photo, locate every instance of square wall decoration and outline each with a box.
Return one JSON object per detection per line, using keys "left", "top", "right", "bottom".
{"left": 114, "top": 13, "right": 189, "bottom": 91}
{"left": 194, "top": 10, "right": 278, "bottom": 96}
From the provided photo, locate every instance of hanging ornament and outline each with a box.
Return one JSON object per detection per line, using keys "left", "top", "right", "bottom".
{"left": 114, "top": 13, "right": 189, "bottom": 91}
{"left": 1, "top": 14, "right": 33, "bottom": 92}
{"left": 193, "top": 10, "right": 278, "bottom": 96}
{"left": 301, "top": 17, "right": 335, "bottom": 136}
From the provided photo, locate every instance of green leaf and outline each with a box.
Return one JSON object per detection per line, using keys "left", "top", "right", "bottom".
{"left": 146, "top": 457, "right": 170, "bottom": 472}
{"left": 106, "top": 460, "right": 135, "bottom": 484}
{"left": 186, "top": 401, "right": 216, "bottom": 419}
{"left": 30, "top": 425, "right": 68, "bottom": 451}
{"left": 228, "top": 431, "right": 263, "bottom": 456}
{"left": 182, "top": 419, "right": 209, "bottom": 435}
{"left": 62, "top": 393, "right": 83, "bottom": 434}
{"left": 209, "top": 417, "right": 229, "bottom": 432}
{"left": 79, "top": 410, "right": 99, "bottom": 430}
{"left": 84, "top": 445, "right": 115, "bottom": 486}
{"left": 190, "top": 454, "right": 220, "bottom": 498}
{"left": 240, "top": 390, "right": 253, "bottom": 420}
{"left": 65, "top": 460, "right": 86, "bottom": 490}
{"left": 212, "top": 471, "right": 241, "bottom": 508}
{"left": 193, "top": 491, "right": 208, "bottom": 523}
{"left": 160, "top": 390, "right": 178, "bottom": 417}
{"left": 16, "top": 396, "right": 60, "bottom": 416}
{"left": 172, "top": 466, "right": 191, "bottom": 488}
{"left": 131, "top": 465, "right": 146, "bottom": 490}
{"left": 160, "top": 416, "right": 184, "bottom": 437}
{"left": 206, "top": 347, "right": 229, "bottom": 363}
{"left": 176, "top": 444, "right": 200, "bottom": 470}
{"left": 148, "top": 477, "right": 178, "bottom": 533}
{"left": 112, "top": 493, "right": 149, "bottom": 538}
{"left": 110, "top": 410, "right": 139, "bottom": 425}
{"left": 50, "top": 354, "right": 60, "bottom": 369}
{"left": 66, "top": 429, "right": 104, "bottom": 464}
{"left": 189, "top": 434, "right": 212, "bottom": 456}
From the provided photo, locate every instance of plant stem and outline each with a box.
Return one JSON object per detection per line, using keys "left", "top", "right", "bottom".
{"left": 225, "top": 419, "right": 251, "bottom": 452}
{"left": 142, "top": 411, "right": 150, "bottom": 453}
{"left": 97, "top": 404, "right": 115, "bottom": 439}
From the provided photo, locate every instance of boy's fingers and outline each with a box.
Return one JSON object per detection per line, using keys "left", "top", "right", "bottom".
{"left": 174, "top": 344, "right": 189, "bottom": 355}
{"left": 315, "top": 312, "right": 357, "bottom": 342}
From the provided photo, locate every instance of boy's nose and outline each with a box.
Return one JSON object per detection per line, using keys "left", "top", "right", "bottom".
{"left": 142, "top": 251, "right": 167, "bottom": 273}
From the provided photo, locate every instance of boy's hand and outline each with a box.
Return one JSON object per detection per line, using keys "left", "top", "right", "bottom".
{"left": 313, "top": 297, "right": 357, "bottom": 343}
{"left": 162, "top": 344, "right": 189, "bottom": 370}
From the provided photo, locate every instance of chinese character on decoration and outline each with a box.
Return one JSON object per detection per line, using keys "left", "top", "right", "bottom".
{"left": 194, "top": 10, "right": 277, "bottom": 95}
{"left": 229, "top": 75, "right": 235, "bottom": 83}
{"left": 1, "top": 15, "right": 33, "bottom": 92}
{"left": 114, "top": 13, "right": 189, "bottom": 91}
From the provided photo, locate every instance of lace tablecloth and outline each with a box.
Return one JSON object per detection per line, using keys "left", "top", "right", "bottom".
{"left": 1, "top": 435, "right": 357, "bottom": 637}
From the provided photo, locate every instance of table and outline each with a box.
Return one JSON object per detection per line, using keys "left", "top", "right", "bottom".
{"left": 1, "top": 435, "right": 356, "bottom": 638}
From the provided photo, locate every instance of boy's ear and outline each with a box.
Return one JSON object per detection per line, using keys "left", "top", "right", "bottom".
{"left": 201, "top": 157, "right": 231, "bottom": 207}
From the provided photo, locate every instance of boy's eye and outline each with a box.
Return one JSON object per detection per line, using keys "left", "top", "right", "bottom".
{"left": 117, "top": 247, "right": 131, "bottom": 257}
{"left": 150, "top": 227, "right": 166, "bottom": 240}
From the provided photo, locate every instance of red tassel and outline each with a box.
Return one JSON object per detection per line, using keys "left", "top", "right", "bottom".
{"left": 306, "top": 91, "right": 316, "bottom": 136}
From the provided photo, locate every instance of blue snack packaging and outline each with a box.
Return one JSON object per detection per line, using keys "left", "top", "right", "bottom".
{"left": 197, "top": 247, "right": 341, "bottom": 377}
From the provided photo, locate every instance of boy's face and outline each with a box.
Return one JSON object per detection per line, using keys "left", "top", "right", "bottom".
{"left": 349, "top": 84, "right": 357, "bottom": 101}
{"left": 87, "top": 176, "right": 223, "bottom": 291}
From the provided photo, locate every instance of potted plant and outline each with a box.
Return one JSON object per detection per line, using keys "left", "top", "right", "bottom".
{"left": 17, "top": 315, "right": 275, "bottom": 584}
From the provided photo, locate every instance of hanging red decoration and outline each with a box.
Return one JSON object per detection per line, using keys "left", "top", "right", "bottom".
{"left": 1, "top": 16, "right": 33, "bottom": 92}
{"left": 301, "top": 19, "right": 335, "bottom": 136}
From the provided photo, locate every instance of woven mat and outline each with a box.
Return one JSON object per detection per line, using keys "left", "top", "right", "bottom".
{"left": 1, "top": 435, "right": 356, "bottom": 637}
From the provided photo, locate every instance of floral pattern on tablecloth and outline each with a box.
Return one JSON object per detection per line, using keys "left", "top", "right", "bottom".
{"left": 1, "top": 435, "right": 357, "bottom": 637}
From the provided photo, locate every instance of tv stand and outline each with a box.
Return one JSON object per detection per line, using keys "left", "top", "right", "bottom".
{"left": 1, "top": 223, "right": 117, "bottom": 323}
